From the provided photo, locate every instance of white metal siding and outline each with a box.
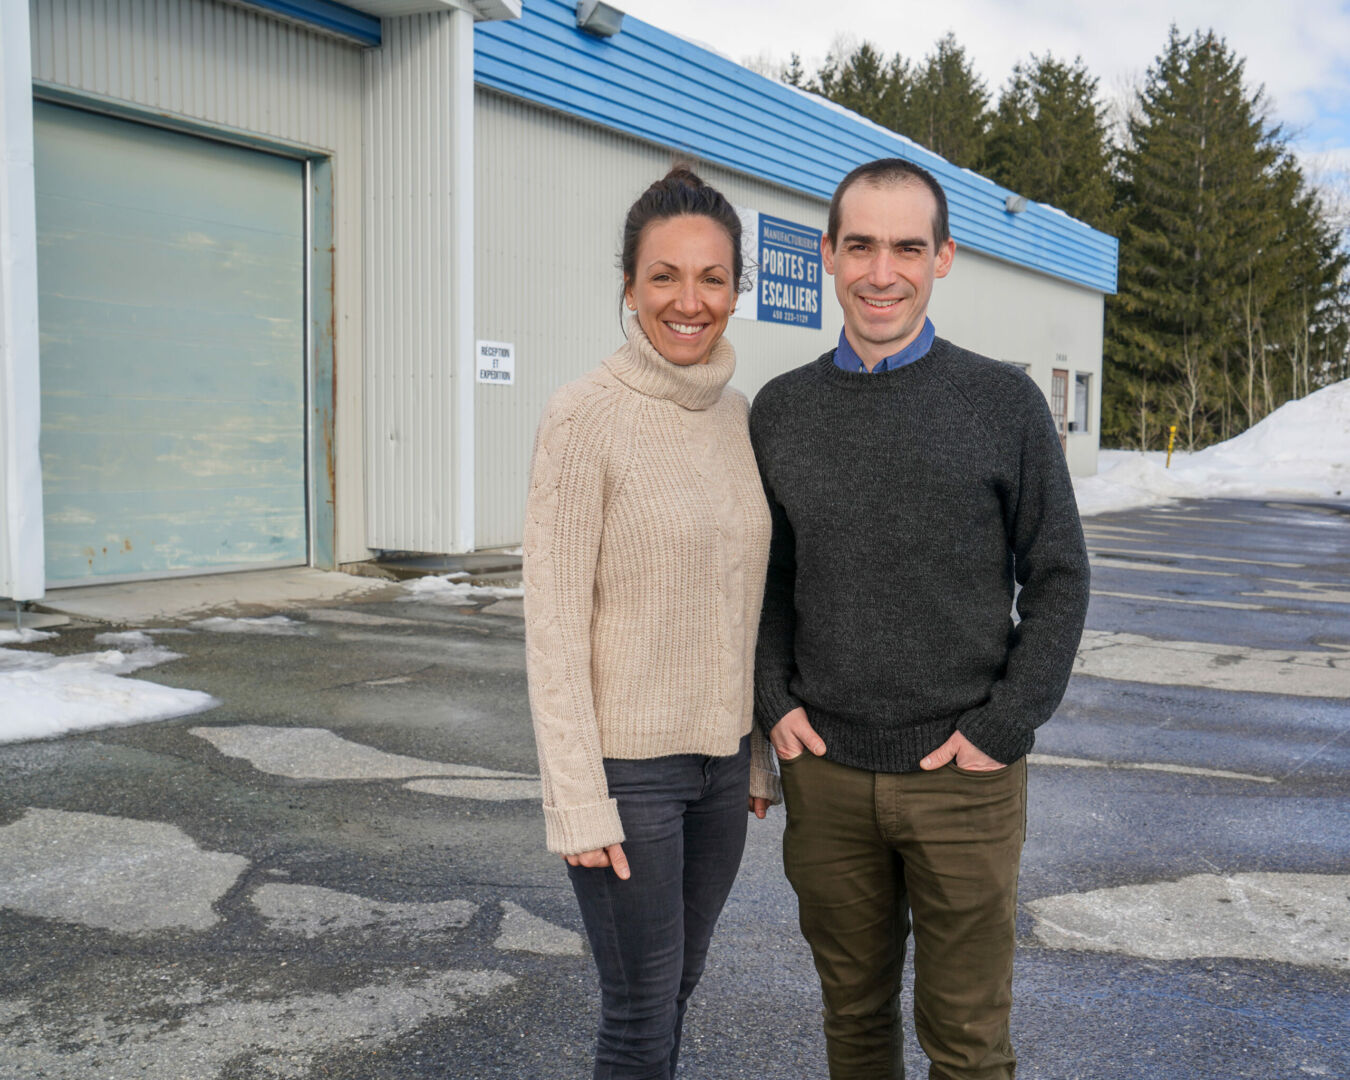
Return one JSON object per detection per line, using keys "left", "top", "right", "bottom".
{"left": 471, "top": 89, "right": 848, "bottom": 549}
{"left": 472, "top": 89, "right": 1106, "bottom": 548}
{"left": 362, "top": 11, "right": 465, "bottom": 554}
{"left": 2, "top": 0, "right": 44, "bottom": 601}
{"left": 29, "top": 0, "right": 368, "bottom": 563}
{"left": 929, "top": 255, "right": 1105, "bottom": 478}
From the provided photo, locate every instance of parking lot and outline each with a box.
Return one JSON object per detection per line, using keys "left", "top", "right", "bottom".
{"left": 0, "top": 497, "right": 1346, "bottom": 1079}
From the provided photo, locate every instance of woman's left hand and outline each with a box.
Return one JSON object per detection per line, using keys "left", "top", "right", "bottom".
{"left": 749, "top": 796, "right": 772, "bottom": 819}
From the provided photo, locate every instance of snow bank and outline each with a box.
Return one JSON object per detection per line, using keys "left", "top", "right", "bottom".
{"left": 0, "top": 628, "right": 57, "bottom": 645}
{"left": 0, "top": 634, "right": 218, "bottom": 744}
{"left": 1075, "top": 380, "right": 1350, "bottom": 516}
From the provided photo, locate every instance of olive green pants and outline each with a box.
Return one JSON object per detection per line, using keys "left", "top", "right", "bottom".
{"left": 779, "top": 752, "right": 1027, "bottom": 1080}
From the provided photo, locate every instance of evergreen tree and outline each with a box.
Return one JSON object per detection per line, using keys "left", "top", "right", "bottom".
{"left": 782, "top": 52, "right": 807, "bottom": 89}
{"left": 1108, "top": 28, "right": 1283, "bottom": 448}
{"left": 1105, "top": 26, "right": 1349, "bottom": 448}
{"left": 896, "top": 33, "right": 990, "bottom": 169}
{"left": 814, "top": 41, "right": 908, "bottom": 133}
{"left": 985, "top": 54, "right": 1114, "bottom": 231}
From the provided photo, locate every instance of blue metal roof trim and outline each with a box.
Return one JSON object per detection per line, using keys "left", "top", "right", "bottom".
{"left": 238, "top": 0, "right": 381, "bottom": 46}
{"left": 476, "top": 1, "right": 1117, "bottom": 294}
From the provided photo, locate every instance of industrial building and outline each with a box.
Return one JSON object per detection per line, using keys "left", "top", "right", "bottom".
{"left": 0, "top": 0, "right": 1118, "bottom": 602}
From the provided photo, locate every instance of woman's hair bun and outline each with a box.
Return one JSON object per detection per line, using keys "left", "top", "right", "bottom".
{"left": 663, "top": 164, "right": 704, "bottom": 188}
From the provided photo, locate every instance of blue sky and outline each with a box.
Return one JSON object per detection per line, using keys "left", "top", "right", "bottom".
{"left": 617, "top": 0, "right": 1350, "bottom": 184}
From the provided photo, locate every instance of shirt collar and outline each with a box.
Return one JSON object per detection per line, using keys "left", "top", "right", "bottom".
{"left": 833, "top": 318, "right": 936, "bottom": 373}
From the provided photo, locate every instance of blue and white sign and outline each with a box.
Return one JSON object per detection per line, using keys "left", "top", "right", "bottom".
{"left": 731, "top": 208, "right": 822, "bottom": 329}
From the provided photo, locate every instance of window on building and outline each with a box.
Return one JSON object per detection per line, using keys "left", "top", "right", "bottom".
{"left": 1050, "top": 367, "right": 1069, "bottom": 450}
{"left": 1074, "top": 373, "right": 1091, "bottom": 434}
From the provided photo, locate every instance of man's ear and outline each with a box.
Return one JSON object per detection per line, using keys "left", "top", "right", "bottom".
{"left": 821, "top": 232, "right": 836, "bottom": 275}
{"left": 934, "top": 237, "right": 956, "bottom": 279}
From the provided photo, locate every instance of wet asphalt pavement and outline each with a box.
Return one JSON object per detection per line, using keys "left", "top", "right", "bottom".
{"left": 0, "top": 497, "right": 1346, "bottom": 1079}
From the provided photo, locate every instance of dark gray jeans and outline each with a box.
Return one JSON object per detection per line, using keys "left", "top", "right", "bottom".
{"left": 568, "top": 735, "right": 751, "bottom": 1080}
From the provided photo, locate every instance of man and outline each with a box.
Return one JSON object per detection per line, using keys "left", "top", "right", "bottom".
{"left": 750, "top": 158, "right": 1089, "bottom": 1080}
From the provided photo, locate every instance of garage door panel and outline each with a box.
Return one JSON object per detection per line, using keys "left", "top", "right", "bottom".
{"left": 41, "top": 427, "right": 305, "bottom": 492}
{"left": 40, "top": 301, "right": 304, "bottom": 404}
{"left": 36, "top": 102, "right": 308, "bottom": 585}
{"left": 36, "top": 106, "right": 303, "bottom": 236}
{"left": 38, "top": 200, "right": 304, "bottom": 320}
{"left": 44, "top": 486, "right": 309, "bottom": 580}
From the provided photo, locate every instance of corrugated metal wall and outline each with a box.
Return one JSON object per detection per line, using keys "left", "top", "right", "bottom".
{"left": 28, "top": 0, "right": 368, "bottom": 564}
{"left": 475, "top": 0, "right": 1117, "bottom": 295}
{"left": 473, "top": 89, "right": 1105, "bottom": 547}
{"left": 361, "top": 11, "right": 461, "bottom": 554}
{"left": 471, "top": 89, "right": 844, "bottom": 549}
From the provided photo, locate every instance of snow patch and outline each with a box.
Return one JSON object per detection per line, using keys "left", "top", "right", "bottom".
{"left": 402, "top": 575, "right": 523, "bottom": 603}
{"left": 1078, "top": 379, "right": 1350, "bottom": 516}
{"left": 0, "top": 628, "right": 56, "bottom": 645}
{"left": 0, "top": 639, "right": 217, "bottom": 744}
{"left": 189, "top": 615, "right": 314, "bottom": 636}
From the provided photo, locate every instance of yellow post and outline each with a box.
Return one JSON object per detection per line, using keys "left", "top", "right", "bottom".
{"left": 1165, "top": 424, "right": 1178, "bottom": 468}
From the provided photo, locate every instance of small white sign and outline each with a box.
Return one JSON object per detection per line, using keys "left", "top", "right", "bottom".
{"left": 476, "top": 340, "right": 515, "bottom": 385}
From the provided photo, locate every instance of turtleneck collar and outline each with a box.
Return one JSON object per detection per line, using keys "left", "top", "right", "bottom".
{"left": 602, "top": 316, "right": 736, "bottom": 411}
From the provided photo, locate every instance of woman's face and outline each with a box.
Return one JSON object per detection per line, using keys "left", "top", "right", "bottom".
{"left": 625, "top": 214, "right": 737, "bottom": 366}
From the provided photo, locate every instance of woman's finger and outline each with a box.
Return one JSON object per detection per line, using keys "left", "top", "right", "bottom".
{"left": 606, "top": 843, "right": 631, "bottom": 881}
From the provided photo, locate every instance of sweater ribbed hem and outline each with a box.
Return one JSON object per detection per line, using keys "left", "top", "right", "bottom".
{"left": 543, "top": 798, "right": 624, "bottom": 857}
{"left": 808, "top": 711, "right": 962, "bottom": 774}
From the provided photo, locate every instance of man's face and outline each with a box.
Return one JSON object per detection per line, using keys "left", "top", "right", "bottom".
{"left": 822, "top": 180, "right": 956, "bottom": 363}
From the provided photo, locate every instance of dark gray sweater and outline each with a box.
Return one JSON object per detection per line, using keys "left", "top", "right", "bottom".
{"left": 749, "top": 336, "right": 1089, "bottom": 772}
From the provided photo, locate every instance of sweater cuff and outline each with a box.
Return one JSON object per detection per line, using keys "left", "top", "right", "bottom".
{"left": 754, "top": 683, "right": 805, "bottom": 738}
{"left": 750, "top": 764, "right": 782, "bottom": 805}
{"left": 958, "top": 711, "right": 1035, "bottom": 767}
{"left": 543, "top": 798, "right": 625, "bottom": 856}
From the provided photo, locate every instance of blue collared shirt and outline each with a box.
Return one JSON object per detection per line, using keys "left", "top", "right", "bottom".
{"left": 833, "top": 318, "right": 936, "bottom": 373}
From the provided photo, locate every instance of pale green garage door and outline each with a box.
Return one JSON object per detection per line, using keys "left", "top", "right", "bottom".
{"left": 35, "top": 102, "right": 307, "bottom": 586}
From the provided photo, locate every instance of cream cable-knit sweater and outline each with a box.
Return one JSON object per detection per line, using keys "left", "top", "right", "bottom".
{"left": 523, "top": 320, "right": 778, "bottom": 856}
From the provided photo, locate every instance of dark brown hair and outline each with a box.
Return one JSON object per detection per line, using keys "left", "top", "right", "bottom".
{"left": 826, "top": 158, "right": 950, "bottom": 249}
{"left": 620, "top": 166, "right": 745, "bottom": 302}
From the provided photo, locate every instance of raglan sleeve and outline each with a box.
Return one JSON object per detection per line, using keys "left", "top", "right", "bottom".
{"left": 957, "top": 384, "right": 1091, "bottom": 764}
{"left": 522, "top": 386, "right": 625, "bottom": 855}
{"left": 749, "top": 391, "right": 808, "bottom": 738}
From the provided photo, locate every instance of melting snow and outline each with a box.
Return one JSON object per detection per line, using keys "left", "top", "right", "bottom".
{"left": 1077, "top": 379, "right": 1349, "bottom": 516}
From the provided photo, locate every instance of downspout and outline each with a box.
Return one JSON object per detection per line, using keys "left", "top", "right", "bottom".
{"left": 0, "top": 0, "right": 44, "bottom": 601}
{"left": 449, "top": 5, "right": 475, "bottom": 553}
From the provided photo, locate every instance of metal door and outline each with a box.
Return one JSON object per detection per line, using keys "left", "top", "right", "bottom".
{"left": 35, "top": 102, "right": 307, "bottom": 585}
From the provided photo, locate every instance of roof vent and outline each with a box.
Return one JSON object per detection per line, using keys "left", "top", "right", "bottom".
{"left": 576, "top": 1, "right": 624, "bottom": 37}
{"left": 1004, "top": 195, "right": 1029, "bottom": 214}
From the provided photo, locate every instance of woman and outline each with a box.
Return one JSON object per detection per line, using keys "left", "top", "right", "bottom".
{"left": 523, "top": 167, "right": 778, "bottom": 1078}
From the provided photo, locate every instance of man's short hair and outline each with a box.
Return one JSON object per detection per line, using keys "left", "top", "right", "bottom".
{"left": 827, "top": 158, "right": 951, "bottom": 250}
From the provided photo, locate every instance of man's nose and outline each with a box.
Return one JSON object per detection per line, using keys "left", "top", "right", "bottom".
{"left": 866, "top": 252, "right": 897, "bottom": 287}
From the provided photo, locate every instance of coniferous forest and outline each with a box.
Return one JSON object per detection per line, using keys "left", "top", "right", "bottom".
{"left": 770, "top": 27, "right": 1350, "bottom": 450}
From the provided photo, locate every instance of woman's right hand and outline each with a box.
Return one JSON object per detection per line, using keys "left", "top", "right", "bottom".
{"left": 564, "top": 843, "right": 631, "bottom": 880}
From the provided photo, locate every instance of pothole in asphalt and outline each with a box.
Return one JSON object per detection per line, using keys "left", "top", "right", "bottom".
{"left": 0, "top": 808, "right": 248, "bottom": 933}
{"left": 253, "top": 883, "right": 477, "bottom": 937}
{"left": 494, "top": 900, "right": 584, "bottom": 956}
{"left": 190, "top": 724, "right": 534, "bottom": 782}
{"left": 1027, "top": 872, "right": 1350, "bottom": 969}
